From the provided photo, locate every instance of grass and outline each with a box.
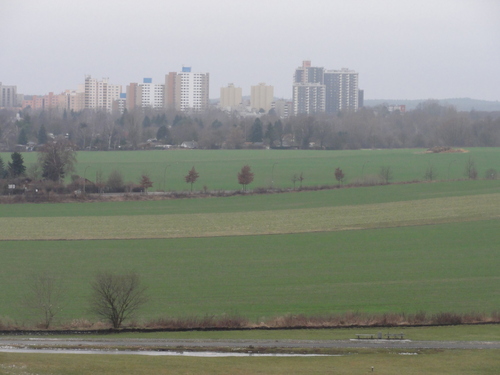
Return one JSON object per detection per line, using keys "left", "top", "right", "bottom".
{"left": 1, "top": 179, "right": 499, "bottom": 218}
{"left": 0, "top": 349, "right": 499, "bottom": 374}
{"left": 3, "top": 147, "right": 500, "bottom": 191}
{"left": 40, "top": 324, "right": 500, "bottom": 341}
{"left": 0, "top": 220, "right": 498, "bottom": 322}
{"left": 0, "top": 192, "right": 499, "bottom": 240}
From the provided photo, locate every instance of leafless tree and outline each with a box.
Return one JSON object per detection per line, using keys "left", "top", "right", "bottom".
{"left": 464, "top": 156, "right": 478, "bottom": 180}
{"left": 298, "top": 172, "right": 305, "bottom": 189}
{"left": 291, "top": 174, "right": 298, "bottom": 189}
{"left": 106, "top": 169, "right": 125, "bottom": 192}
{"left": 22, "top": 271, "right": 66, "bottom": 329}
{"left": 424, "top": 164, "right": 438, "bottom": 181}
{"left": 379, "top": 166, "right": 393, "bottom": 184}
{"left": 89, "top": 271, "right": 148, "bottom": 329}
{"left": 484, "top": 168, "right": 498, "bottom": 180}
{"left": 334, "top": 167, "right": 345, "bottom": 186}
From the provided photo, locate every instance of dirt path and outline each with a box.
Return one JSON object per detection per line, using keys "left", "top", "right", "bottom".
{"left": 1, "top": 338, "right": 499, "bottom": 351}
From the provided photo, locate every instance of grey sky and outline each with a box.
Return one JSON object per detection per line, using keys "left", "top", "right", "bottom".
{"left": 1, "top": 0, "right": 499, "bottom": 101}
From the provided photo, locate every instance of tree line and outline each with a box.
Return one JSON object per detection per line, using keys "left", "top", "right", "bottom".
{"left": 0, "top": 143, "right": 259, "bottom": 195}
{"left": 1, "top": 100, "right": 500, "bottom": 152}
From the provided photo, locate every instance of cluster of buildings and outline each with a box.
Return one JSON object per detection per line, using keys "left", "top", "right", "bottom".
{"left": 293, "top": 60, "right": 362, "bottom": 115}
{"left": 2, "top": 61, "right": 362, "bottom": 117}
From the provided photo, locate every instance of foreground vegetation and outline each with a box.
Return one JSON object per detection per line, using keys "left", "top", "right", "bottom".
{"left": 1, "top": 349, "right": 498, "bottom": 375}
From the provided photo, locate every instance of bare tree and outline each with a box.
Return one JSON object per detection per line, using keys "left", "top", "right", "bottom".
{"left": 107, "top": 169, "right": 125, "bottom": 192}
{"left": 334, "top": 167, "right": 345, "bottom": 186}
{"left": 298, "top": 172, "right": 305, "bottom": 189}
{"left": 464, "top": 156, "right": 478, "bottom": 180}
{"left": 185, "top": 166, "right": 199, "bottom": 192}
{"left": 139, "top": 173, "right": 153, "bottom": 194}
{"left": 22, "top": 271, "right": 66, "bottom": 329}
{"left": 90, "top": 271, "right": 148, "bottom": 329}
{"left": 379, "top": 166, "right": 393, "bottom": 184}
{"left": 424, "top": 164, "right": 438, "bottom": 181}
{"left": 238, "top": 165, "right": 254, "bottom": 191}
{"left": 484, "top": 168, "right": 498, "bottom": 180}
{"left": 291, "top": 173, "right": 298, "bottom": 190}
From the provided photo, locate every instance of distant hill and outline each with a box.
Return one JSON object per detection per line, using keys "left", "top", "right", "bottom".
{"left": 364, "top": 98, "right": 500, "bottom": 112}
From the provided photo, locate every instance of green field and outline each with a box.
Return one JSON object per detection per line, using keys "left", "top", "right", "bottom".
{"left": 0, "top": 349, "right": 498, "bottom": 375}
{"left": 0, "top": 179, "right": 499, "bottom": 322}
{"left": 0, "top": 150, "right": 499, "bottom": 325}
{"left": 51, "top": 325, "right": 500, "bottom": 341}
{"left": 2, "top": 148, "right": 500, "bottom": 190}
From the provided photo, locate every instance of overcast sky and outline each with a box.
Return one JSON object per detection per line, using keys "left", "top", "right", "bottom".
{"left": 1, "top": 0, "right": 499, "bottom": 101}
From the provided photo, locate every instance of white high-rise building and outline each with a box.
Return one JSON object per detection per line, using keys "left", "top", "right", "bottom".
{"left": 165, "top": 67, "right": 209, "bottom": 112}
{"left": 139, "top": 78, "right": 164, "bottom": 109}
{"left": 84, "top": 76, "right": 122, "bottom": 112}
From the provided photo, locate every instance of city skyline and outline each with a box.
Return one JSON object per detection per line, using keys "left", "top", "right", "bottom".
{"left": 1, "top": 0, "right": 499, "bottom": 101}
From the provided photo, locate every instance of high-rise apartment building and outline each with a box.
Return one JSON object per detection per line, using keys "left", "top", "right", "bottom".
{"left": 164, "top": 67, "right": 209, "bottom": 112}
{"left": 251, "top": 83, "right": 274, "bottom": 112}
{"left": 324, "top": 68, "right": 359, "bottom": 113}
{"left": 126, "top": 78, "right": 165, "bottom": 111}
{"left": 220, "top": 83, "right": 242, "bottom": 110}
{"left": 292, "top": 61, "right": 325, "bottom": 115}
{"left": 292, "top": 61, "right": 359, "bottom": 115}
{"left": 141, "top": 78, "right": 164, "bottom": 109}
{"left": 0, "top": 82, "right": 18, "bottom": 108}
{"left": 84, "top": 76, "right": 122, "bottom": 112}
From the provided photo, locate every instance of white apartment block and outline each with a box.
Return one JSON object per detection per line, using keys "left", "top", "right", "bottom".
{"left": 139, "top": 78, "right": 164, "bottom": 109}
{"left": 84, "top": 76, "right": 122, "bottom": 112}
{"left": 165, "top": 67, "right": 209, "bottom": 112}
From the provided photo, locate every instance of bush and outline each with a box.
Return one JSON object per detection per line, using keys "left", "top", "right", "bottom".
{"left": 106, "top": 170, "right": 125, "bottom": 192}
{"left": 485, "top": 168, "right": 498, "bottom": 180}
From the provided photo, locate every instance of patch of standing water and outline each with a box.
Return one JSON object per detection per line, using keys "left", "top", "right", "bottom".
{"left": 0, "top": 348, "right": 340, "bottom": 357}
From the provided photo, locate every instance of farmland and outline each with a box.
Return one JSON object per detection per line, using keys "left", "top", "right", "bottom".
{"left": 0, "top": 178, "right": 499, "bottom": 322}
{"left": 1, "top": 148, "right": 499, "bottom": 373}
{"left": 2, "top": 147, "right": 500, "bottom": 191}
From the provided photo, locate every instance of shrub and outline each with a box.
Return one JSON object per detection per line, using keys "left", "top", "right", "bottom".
{"left": 485, "top": 168, "right": 498, "bottom": 180}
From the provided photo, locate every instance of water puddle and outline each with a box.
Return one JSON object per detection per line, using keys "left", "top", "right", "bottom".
{"left": 0, "top": 348, "right": 338, "bottom": 357}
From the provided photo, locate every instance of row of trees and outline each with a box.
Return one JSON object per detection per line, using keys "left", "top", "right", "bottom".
{"left": 22, "top": 271, "right": 148, "bottom": 329}
{"left": 0, "top": 144, "right": 258, "bottom": 195}
{"left": 2, "top": 100, "right": 500, "bottom": 152}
